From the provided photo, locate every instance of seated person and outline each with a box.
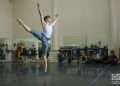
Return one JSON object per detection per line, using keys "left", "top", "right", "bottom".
{"left": 104, "top": 50, "right": 118, "bottom": 64}
{"left": 100, "top": 52, "right": 108, "bottom": 63}
{"left": 80, "top": 51, "right": 88, "bottom": 63}
{"left": 31, "top": 44, "right": 37, "bottom": 59}
{"left": 58, "top": 51, "right": 65, "bottom": 65}
{"left": 87, "top": 51, "right": 101, "bottom": 64}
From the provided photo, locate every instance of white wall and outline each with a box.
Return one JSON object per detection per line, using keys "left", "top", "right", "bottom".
{"left": 1, "top": 0, "right": 120, "bottom": 60}
{"left": 13, "top": 0, "right": 53, "bottom": 39}
{"left": 12, "top": 0, "right": 112, "bottom": 49}
{"left": 0, "top": 0, "right": 13, "bottom": 39}
{"left": 0, "top": 0, "right": 119, "bottom": 51}
{"left": 56, "top": 0, "right": 111, "bottom": 47}
{"left": 110, "top": 0, "right": 120, "bottom": 54}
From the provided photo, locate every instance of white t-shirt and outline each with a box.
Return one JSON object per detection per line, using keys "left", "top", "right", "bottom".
{"left": 43, "top": 24, "right": 53, "bottom": 38}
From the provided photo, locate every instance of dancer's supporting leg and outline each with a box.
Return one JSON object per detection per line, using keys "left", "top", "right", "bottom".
{"left": 41, "top": 37, "right": 49, "bottom": 72}
{"left": 16, "top": 18, "right": 48, "bottom": 72}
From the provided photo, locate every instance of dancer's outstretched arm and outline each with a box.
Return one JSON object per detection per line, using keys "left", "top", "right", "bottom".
{"left": 51, "top": 14, "right": 59, "bottom": 26}
{"left": 16, "top": 18, "right": 32, "bottom": 33}
{"left": 37, "top": 3, "right": 45, "bottom": 28}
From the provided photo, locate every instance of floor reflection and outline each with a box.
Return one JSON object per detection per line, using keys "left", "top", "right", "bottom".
{"left": 0, "top": 62, "right": 120, "bottom": 86}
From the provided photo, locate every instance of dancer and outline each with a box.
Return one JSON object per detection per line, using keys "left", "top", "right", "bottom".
{"left": 16, "top": 3, "right": 58, "bottom": 72}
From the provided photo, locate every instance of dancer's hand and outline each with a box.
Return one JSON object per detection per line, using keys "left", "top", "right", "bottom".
{"left": 37, "top": 3, "right": 41, "bottom": 12}
{"left": 37, "top": 3, "right": 40, "bottom": 9}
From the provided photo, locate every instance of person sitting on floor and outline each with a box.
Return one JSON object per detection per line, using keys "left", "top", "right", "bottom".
{"left": 104, "top": 50, "right": 118, "bottom": 64}
{"left": 80, "top": 51, "right": 88, "bottom": 63}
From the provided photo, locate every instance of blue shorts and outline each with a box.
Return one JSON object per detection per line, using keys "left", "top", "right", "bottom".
{"left": 31, "top": 30, "right": 50, "bottom": 56}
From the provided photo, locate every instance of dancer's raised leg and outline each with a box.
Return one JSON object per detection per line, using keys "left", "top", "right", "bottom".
{"left": 16, "top": 18, "right": 32, "bottom": 33}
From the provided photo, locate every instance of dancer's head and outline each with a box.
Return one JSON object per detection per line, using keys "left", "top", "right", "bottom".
{"left": 44, "top": 15, "right": 51, "bottom": 23}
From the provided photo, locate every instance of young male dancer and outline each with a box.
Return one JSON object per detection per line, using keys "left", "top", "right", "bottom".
{"left": 16, "top": 3, "right": 58, "bottom": 72}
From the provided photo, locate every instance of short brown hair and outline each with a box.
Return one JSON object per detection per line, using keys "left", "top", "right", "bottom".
{"left": 44, "top": 16, "right": 50, "bottom": 22}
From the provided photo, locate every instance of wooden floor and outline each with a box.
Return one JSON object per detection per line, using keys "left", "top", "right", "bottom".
{"left": 0, "top": 62, "right": 119, "bottom": 86}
